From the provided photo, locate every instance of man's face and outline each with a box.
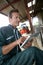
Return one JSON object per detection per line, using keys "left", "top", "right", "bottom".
{"left": 9, "top": 12, "right": 20, "bottom": 27}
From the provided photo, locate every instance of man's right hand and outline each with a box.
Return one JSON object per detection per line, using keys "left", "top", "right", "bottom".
{"left": 17, "top": 36, "right": 26, "bottom": 45}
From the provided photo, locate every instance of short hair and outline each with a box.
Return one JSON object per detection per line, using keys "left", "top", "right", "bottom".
{"left": 9, "top": 9, "right": 19, "bottom": 18}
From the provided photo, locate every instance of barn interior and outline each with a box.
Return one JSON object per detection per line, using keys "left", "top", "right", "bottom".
{"left": 0, "top": 0, "right": 43, "bottom": 50}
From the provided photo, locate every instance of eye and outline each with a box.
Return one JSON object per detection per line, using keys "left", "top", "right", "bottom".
{"left": 16, "top": 17, "right": 18, "bottom": 19}
{"left": 16, "top": 16, "right": 20, "bottom": 19}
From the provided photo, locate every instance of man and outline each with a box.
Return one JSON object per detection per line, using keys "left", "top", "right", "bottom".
{"left": 0, "top": 9, "right": 43, "bottom": 65}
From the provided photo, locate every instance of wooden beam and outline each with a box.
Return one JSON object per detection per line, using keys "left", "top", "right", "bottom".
{"left": 0, "top": 0, "right": 21, "bottom": 11}
{"left": 28, "top": 5, "right": 35, "bottom": 11}
{"left": 27, "top": 0, "right": 33, "bottom": 3}
{"left": 24, "top": 0, "right": 34, "bottom": 33}
{"left": 0, "top": 12, "right": 7, "bottom": 16}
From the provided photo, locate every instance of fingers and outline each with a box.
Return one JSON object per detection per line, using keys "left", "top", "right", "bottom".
{"left": 17, "top": 36, "right": 27, "bottom": 45}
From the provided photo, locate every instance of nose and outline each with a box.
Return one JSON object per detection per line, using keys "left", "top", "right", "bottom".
{"left": 18, "top": 17, "right": 20, "bottom": 22}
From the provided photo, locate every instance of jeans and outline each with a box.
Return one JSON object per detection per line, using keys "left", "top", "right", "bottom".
{"left": 3, "top": 46, "right": 43, "bottom": 65}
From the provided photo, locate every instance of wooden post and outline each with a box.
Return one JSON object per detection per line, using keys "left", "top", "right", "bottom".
{"left": 24, "top": 0, "right": 34, "bottom": 33}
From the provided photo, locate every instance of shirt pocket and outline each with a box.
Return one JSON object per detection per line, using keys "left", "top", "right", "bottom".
{"left": 6, "top": 35, "right": 15, "bottom": 44}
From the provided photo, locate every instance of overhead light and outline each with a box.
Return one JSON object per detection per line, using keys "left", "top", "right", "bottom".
{"left": 29, "top": 11, "right": 32, "bottom": 13}
{"left": 27, "top": 0, "right": 36, "bottom": 7}
{"left": 29, "top": 10, "right": 34, "bottom": 13}
{"left": 41, "top": 8, "right": 43, "bottom": 10}
{"left": 27, "top": 2, "right": 32, "bottom": 7}
{"left": 33, "top": 0, "right": 35, "bottom": 5}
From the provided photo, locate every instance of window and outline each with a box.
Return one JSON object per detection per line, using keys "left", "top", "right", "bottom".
{"left": 32, "top": 17, "right": 39, "bottom": 26}
{"left": 0, "top": 13, "right": 9, "bottom": 28}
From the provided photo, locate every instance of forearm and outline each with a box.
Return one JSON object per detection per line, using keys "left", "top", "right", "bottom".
{"left": 2, "top": 36, "right": 26, "bottom": 55}
{"left": 2, "top": 40, "right": 18, "bottom": 55}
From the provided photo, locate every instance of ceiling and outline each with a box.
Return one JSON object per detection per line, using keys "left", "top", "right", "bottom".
{"left": 0, "top": 0, "right": 43, "bottom": 20}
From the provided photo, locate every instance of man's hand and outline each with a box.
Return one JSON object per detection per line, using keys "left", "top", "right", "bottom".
{"left": 17, "top": 36, "right": 26, "bottom": 45}
{"left": 23, "top": 39, "right": 33, "bottom": 49}
{"left": 23, "top": 42, "right": 32, "bottom": 49}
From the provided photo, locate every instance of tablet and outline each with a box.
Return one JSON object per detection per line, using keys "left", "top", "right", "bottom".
{"left": 20, "top": 32, "right": 39, "bottom": 48}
